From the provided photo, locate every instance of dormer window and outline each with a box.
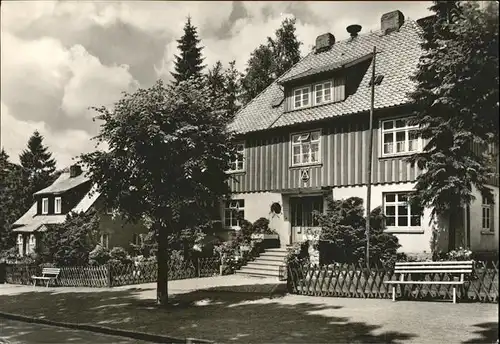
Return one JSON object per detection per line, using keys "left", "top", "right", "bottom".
{"left": 315, "top": 82, "right": 332, "bottom": 104}
{"left": 54, "top": 197, "right": 62, "bottom": 214}
{"left": 41, "top": 198, "right": 49, "bottom": 215}
{"left": 293, "top": 86, "right": 310, "bottom": 109}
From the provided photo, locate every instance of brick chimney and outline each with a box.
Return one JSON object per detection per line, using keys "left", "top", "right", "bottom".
{"left": 381, "top": 10, "right": 405, "bottom": 34}
{"left": 69, "top": 164, "right": 82, "bottom": 178}
{"left": 315, "top": 33, "right": 335, "bottom": 53}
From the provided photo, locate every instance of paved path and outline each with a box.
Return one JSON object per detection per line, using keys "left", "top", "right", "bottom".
{"left": 0, "top": 318, "right": 153, "bottom": 344}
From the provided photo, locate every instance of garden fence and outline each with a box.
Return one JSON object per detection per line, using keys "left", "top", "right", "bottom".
{"left": 286, "top": 261, "right": 498, "bottom": 303}
{"left": 1, "top": 256, "right": 223, "bottom": 288}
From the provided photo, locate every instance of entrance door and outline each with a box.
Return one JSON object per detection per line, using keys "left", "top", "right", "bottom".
{"left": 290, "top": 196, "right": 323, "bottom": 244}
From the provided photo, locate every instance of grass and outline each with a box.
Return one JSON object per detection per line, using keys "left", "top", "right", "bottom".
{"left": 0, "top": 283, "right": 498, "bottom": 343}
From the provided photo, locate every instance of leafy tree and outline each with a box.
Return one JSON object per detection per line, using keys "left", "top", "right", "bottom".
{"left": 207, "top": 61, "right": 226, "bottom": 103}
{"left": 314, "top": 197, "right": 401, "bottom": 267}
{"left": 268, "top": 17, "right": 302, "bottom": 78}
{"left": 37, "top": 210, "right": 101, "bottom": 266}
{"left": 80, "top": 78, "right": 237, "bottom": 305}
{"left": 240, "top": 44, "right": 275, "bottom": 105}
{"left": 240, "top": 18, "right": 302, "bottom": 105}
{"left": 19, "top": 130, "right": 57, "bottom": 197}
{"left": 408, "top": 1, "right": 499, "bottom": 252}
{"left": 171, "top": 16, "right": 206, "bottom": 85}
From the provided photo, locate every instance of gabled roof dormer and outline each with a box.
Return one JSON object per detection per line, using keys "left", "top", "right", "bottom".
{"left": 229, "top": 9, "right": 423, "bottom": 134}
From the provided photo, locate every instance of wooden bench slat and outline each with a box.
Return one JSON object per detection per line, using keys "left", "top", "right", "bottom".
{"left": 395, "top": 261, "right": 473, "bottom": 265}
{"left": 384, "top": 281, "right": 465, "bottom": 285}
{"left": 395, "top": 264, "right": 473, "bottom": 268}
{"left": 395, "top": 270, "right": 472, "bottom": 274}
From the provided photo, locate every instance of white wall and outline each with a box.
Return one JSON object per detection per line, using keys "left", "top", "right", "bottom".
{"left": 469, "top": 185, "right": 499, "bottom": 252}
{"left": 331, "top": 182, "right": 435, "bottom": 254}
{"left": 225, "top": 192, "right": 289, "bottom": 247}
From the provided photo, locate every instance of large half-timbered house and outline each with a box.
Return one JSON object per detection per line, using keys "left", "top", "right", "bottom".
{"left": 223, "top": 10, "right": 499, "bottom": 255}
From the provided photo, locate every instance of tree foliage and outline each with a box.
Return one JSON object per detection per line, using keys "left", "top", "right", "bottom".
{"left": 37, "top": 210, "right": 101, "bottom": 266}
{"left": 0, "top": 149, "right": 31, "bottom": 252}
{"left": 314, "top": 197, "right": 401, "bottom": 267}
{"left": 206, "top": 60, "right": 242, "bottom": 118}
{"left": 171, "top": 17, "right": 206, "bottom": 85}
{"left": 19, "top": 130, "right": 57, "bottom": 198}
{"left": 240, "top": 18, "right": 302, "bottom": 105}
{"left": 407, "top": 1, "right": 499, "bottom": 249}
{"left": 80, "top": 78, "right": 237, "bottom": 304}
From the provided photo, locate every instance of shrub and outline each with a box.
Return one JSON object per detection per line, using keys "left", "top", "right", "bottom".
{"left": 88, "top": 245, "right": 111, "bottom": 266}
{"left": 285, "top": 241, "right": 310, "bottom": 266}
{"left": 37, "top": 210, "right": 101, "bottom": 266}
{"left": 446, "top": 247, "right": 472, "bottom": 261}
{"left": 109, "top": 246, "right": 132, "bottom": 265}
{"left": 314, "top": 196, "right": 401, "bottom": 267}
{"left": 251, "top": 217, "right": 277, "bottom": 235}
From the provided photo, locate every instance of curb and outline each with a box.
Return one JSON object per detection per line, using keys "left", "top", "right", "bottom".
{"left": 0, "top": 311, "right": 214, "bottom": 344}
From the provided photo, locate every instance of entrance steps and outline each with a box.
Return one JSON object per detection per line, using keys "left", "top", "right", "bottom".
{"left": 235, "top": 248, "right": 287, "bottom": 278}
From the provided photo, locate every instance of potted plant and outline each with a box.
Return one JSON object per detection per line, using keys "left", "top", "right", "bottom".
{"left": 250, "top": 218, "right": 279, "bottom": 240}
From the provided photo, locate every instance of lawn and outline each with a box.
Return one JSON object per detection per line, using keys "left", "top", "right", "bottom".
{"left": 0, "top": 282, "right": 497, "bottom": 343}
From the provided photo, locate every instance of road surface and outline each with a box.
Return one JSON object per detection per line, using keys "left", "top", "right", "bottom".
{"left": 0, "top": 318, "right": 153, "bottom": 344}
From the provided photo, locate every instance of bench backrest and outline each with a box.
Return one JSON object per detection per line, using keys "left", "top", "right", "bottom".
{"left": 42, "top": 268, "right": 61, "bottom": 277}
{"left": 394, "top": 261, "right": 474, "bottom": 274}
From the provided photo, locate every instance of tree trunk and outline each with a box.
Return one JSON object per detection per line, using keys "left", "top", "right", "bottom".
{"left": 448, "top": 210, "right": 456, "bottom": 252}
{"left": 156, "top": 222, "right": 168, "bottom": 306}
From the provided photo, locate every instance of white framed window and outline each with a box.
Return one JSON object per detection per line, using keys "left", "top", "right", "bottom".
{"left": 100, "top": 234, "right": 109, "bottom": 249}
{"left": 381, "top": 118, "right": 420, "bottom": 156}
{"left": 383, "top": 192, "right": 422, "bottom": 228}
{"left": 482, "top": 194, "right": 494, "bottom": 232}
{"left": 106, "top": 207, "right": 113, "bottom": 215}
{"left": 229, "top": 142, "right": 245, "bottom": 172}
{"left": 54, "top": 197, "right": 62, "bottom": 214}
{"left": 132, "top": 233, "right": 144, "bottom": 246}
{"left": 293, "top": 86, "right": 310, "bottom": 109}
{"left": 41, "top": 198, "right": 49, "bottom": 215}
{"left": 314, "top": 81, "right": 332, "bottom": 105}
{"left": 291, "top": 130, "right": 321, "bottom": 166}
{"left": 224, "top": 199, "right": 245, "bottom": 229}
{"left": 28, "top": 234, "right": 36, "bottom": 254}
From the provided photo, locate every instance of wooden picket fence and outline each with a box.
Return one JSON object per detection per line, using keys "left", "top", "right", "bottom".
{"left": 1, "top": 256, "right": 223, "bottom": 288}
{"left": 287, "top": 261, "right": 498, "bottom": 303}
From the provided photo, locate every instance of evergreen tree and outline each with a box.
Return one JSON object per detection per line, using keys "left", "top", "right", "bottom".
{"left": 0, "top": 149, "right": 31, "bottom": 253}
{"left": 206, "top": 60, "right": 242, "bottom": 118}
{"left": 171, "top": 16, "right": 206, "bottom": 85}
{"left": 240, "top": 18, "right": 302, "bottom": 105}
{"left": 224, "top": 60, "right": 242, "bottom": 117}
{"left": 408, "top": 1, "right": 499, "bottom": 253}
{"left": 19, "top": 130, "right": 57, "bottom": 196}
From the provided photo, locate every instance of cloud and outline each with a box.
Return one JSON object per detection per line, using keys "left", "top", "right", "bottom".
{"left": 1, "top": 102, "right": 94, "bottom": 168}
{"left": 1, "top": 0, "right": 433, "bottom": 170}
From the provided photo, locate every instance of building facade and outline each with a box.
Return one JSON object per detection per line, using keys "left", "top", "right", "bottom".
{"left": 12, "top": 165, "right": 148, "bottom": 256}
{"left": 222, "top": 11, "right": 499, "bottom": 255}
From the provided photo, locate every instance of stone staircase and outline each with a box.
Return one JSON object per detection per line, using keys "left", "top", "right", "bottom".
{"left": 235, "top": 248, "right": 287, "bottom": 278}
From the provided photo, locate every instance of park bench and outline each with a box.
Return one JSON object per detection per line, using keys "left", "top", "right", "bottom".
{"left": 384, "top": 261, "right": 474, "bottom": 304}
{"left": 32, "top": 267, "right": 61, "bottom": 287}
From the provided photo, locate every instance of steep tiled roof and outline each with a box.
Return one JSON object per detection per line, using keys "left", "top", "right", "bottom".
{"left": 229, "top": 19, "right": 423, "bottom": 134}
{"left": 34, "top": 171, "right": 89, "bottom": 195}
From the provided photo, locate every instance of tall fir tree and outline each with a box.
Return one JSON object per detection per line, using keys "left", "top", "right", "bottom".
{"left": 408, "top": 1, "right": 499, "bottom": 253}
{"left": 206, "top": 60, "right": 242, "bottom": 119}
{"left": 224, "top": 60, "right": 242, "bottom": 118}
{"left": 19, "top": 130, "right": 57, "bottom": 197}
{"left": 240, "top": 17, "right": 302, "bottom": 105}
{"left": 171, "top": 16, "right": 206, "bottom": 85}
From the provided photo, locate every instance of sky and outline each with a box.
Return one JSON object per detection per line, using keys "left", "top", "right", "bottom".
{"left": 0, "top": 1, "right": 433, "bottom": 169}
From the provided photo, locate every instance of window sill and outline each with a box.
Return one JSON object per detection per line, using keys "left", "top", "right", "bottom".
{"left": 290, "top": 163, "right": 323, "bottom": 169}
{"left": 480, "top": 231, "right": 495, "bottom": 236}
{"left": 379, "top": 152, "right": 419, "bottom": 160}
{"left": 286, "top": 99, "right": 345, "bottom": 113}
{"left": 227, "top": 170, "right": 246, "bottom": 175}
{"left": 384, "top": 228, "right": 424, "bottom": 234}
